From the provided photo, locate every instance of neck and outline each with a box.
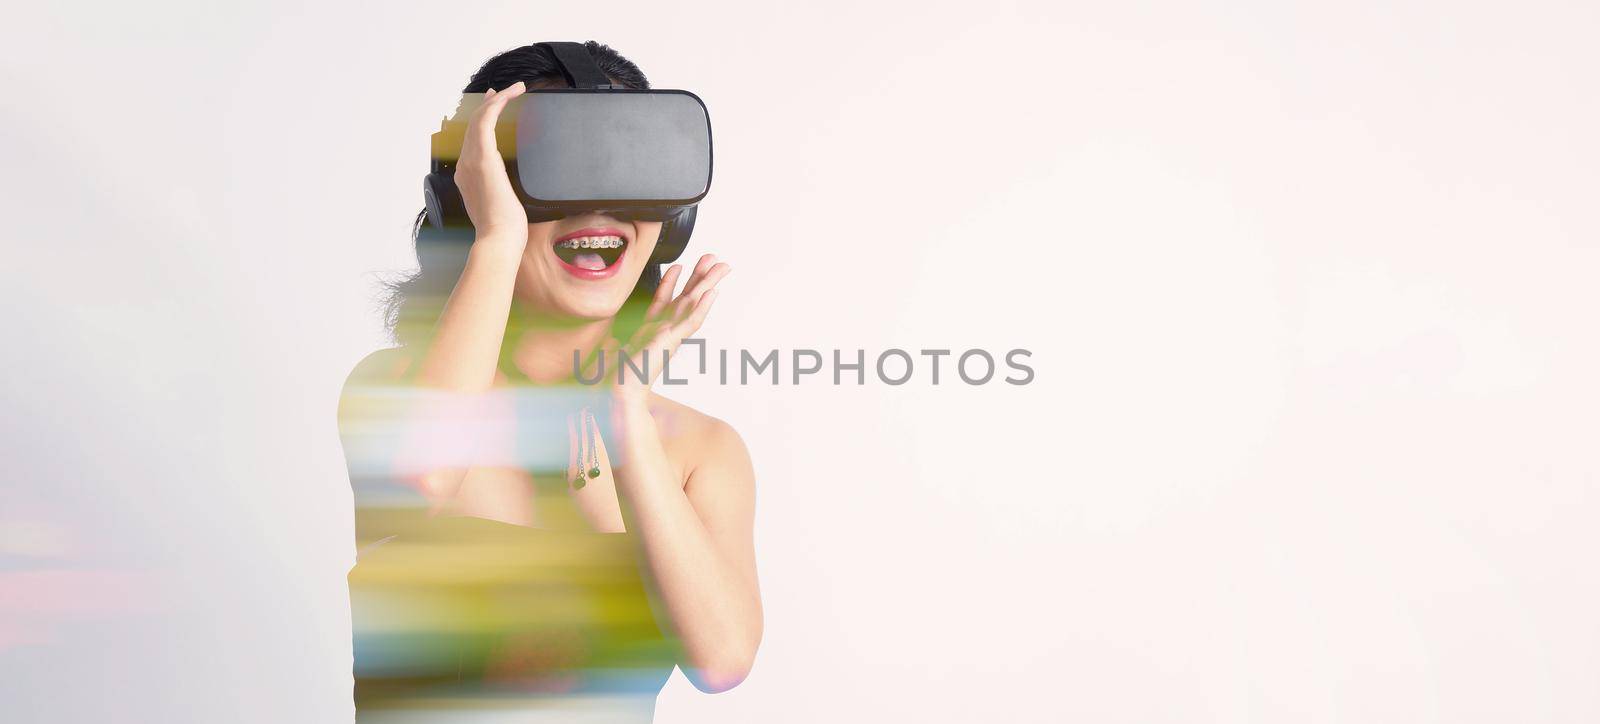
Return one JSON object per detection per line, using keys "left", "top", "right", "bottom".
{"left": 506, "top": 305, "right": 614, "bottom": 384}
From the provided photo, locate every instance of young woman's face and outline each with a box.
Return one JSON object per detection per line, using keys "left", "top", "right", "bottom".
{"left": 512, "top": 212, "right": 664, "bottom": 320}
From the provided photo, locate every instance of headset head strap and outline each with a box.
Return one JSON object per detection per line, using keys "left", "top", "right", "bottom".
{"left": 536, "top": 41, "right": 621, "bottom": 90}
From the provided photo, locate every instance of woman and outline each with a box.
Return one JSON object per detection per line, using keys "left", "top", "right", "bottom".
{"left": 337, "top": 41, "right": 761, "bottom": 722}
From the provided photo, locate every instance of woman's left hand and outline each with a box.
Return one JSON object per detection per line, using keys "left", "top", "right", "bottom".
{"left": 597, "top": 254, "right": 730, "bottom": 407}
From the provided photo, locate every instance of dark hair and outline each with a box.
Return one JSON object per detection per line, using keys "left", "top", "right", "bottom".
{"left": 381, "top": 41, "right": 656, "bottom": 351}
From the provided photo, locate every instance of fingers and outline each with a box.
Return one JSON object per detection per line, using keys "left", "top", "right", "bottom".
{"left": 462, "top": 81, "right": 525, "bottom": 161}
{"left": 475, "top": 81, "right": 526, "bottom": 122}
{"left": 683, "top": 253, "right": 717, "bottom": 291}
{"left": 650, "top": 254, "right": 711, "bottom": 320}
{"left": 680, "top": 288, "right": 718, "bottom": 336}
{"left": 653, "top": 284, "right": 720, "bottom": 351}
{"left": 620, "top": 253, "right": 729, "bottom": 383}
{"left": 645, "top": 263, "right": 684, "bottom": 320}
{"left": 615, "top": 284, "right": 719, "bottom": 392}
{"left": 636, "top": 288, "right": 715, "bottom": 373}
{"left": 672, "top": 260, "right": 730, "bottom": 322}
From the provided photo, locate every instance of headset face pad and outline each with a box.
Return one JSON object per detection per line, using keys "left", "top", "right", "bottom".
{"left": 521, "top": 204, "right": 684, "bottom": 223}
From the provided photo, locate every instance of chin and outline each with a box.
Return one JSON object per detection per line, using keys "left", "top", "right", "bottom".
{"left": 549, "top": 272, "right": 639, "bottom": 320}
{"left": 562, "top": 296, "right": 630, "bottom": 321}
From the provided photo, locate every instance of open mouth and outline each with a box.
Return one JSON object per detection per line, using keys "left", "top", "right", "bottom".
{"left": 551, "top": 227, "right": 629, "bottom": 279}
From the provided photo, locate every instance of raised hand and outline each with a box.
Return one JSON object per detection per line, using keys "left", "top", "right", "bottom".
{"left": 454, "top": 82, "right": 529, "bottom": 244}
{"left": 595, "top": 253, "right": 731, "bottom": 406}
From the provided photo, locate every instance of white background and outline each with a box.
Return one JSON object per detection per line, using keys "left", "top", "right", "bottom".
{"left": 3, "top": 1, "right": 1598, "bottom": 722}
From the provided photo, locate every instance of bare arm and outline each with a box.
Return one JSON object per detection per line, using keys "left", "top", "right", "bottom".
{"left": 412, "top": 81, "right": 530, "bottom": 393}
{"left": 612, "top": 402, "right": 761, "bottom": 693}
{"left": 600, "top": 255, "right": 762, "bottom": 692}
{"left": 402, "top": 83, "right": 531, "bottom": 503}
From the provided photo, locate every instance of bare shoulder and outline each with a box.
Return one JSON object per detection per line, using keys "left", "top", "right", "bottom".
{"left": 646, "top": 393, "right": 754, "bottom": 488}
{"left": 337, "top": 347, "right": 415, "bottom": 427}
{"left": 345, "top": 346, "right": 415, "bottom": 387}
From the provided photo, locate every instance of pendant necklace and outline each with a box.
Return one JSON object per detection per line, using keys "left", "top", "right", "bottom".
{"left": 572, "top": 408, "right": 601, "bottom": 490}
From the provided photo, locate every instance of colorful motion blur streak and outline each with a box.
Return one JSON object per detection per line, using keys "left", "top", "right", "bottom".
{"left": 340, "top": 381, "right": 679, "bottom": 722}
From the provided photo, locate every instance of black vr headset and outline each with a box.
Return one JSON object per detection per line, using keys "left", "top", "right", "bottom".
{"left": 422, "top": 41, "right": 712, "bottom": 265}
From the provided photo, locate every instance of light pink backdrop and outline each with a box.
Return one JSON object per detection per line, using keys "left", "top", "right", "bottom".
{"left": 2, "top": 1, "right": 1596, "bottom": 722}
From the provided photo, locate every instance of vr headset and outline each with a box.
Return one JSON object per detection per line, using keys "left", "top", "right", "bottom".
{"left": 423, "top": 41, "right": 712, "bottom": 265}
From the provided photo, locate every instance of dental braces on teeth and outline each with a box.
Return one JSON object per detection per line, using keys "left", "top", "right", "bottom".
{"left": 555, "top": 236, "right": 625, "bottom": 250}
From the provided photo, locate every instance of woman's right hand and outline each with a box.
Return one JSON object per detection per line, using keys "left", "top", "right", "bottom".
{"left": 455, "top": 81, "right": 529, "bottom": 244}
{"left": 412, "top": 81, "right": 531, "bottom": 394}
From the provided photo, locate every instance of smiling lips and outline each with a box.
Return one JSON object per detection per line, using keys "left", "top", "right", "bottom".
{"left": 551, "top": 226, "right": 629, "bottom": 280}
